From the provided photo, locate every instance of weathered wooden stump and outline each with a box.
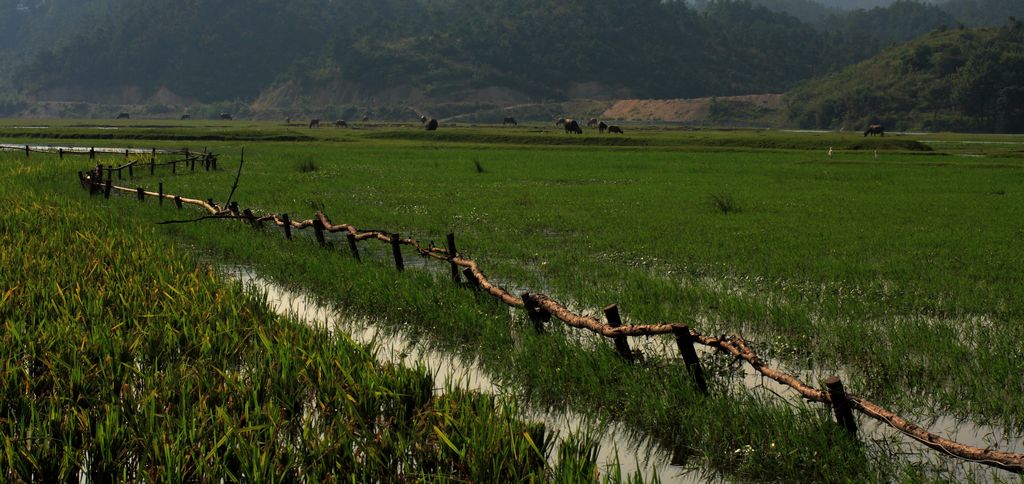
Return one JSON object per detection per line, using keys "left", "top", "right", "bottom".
{"left": 603, "top": 304, "right": 633, "bottom": 361}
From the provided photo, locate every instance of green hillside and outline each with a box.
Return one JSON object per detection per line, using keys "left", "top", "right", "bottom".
{"left": 0, "top": 0, "right": 967, "bottom": 118}
{"left": 785, "top": 22, "right": 1024, "bottom": 132}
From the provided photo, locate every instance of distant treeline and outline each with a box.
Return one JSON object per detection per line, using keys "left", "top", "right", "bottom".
{"left": 0, "top": 0, "right": 1011, "bottom": 110}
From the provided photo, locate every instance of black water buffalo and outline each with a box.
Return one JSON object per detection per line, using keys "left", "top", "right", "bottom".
{"left": 220, "top": 113, "right": 233, "bottom": 120}
{"left": 598, "top": 121, "right": 608, "bottom": 133}
{"left": 334, "top": 120, "right": 348, "bottom": 128}
{"left": 608, "top": 125, "right": 623, "bottom": 134}
{"left": 115, "top": 112, "right": 130, "bottom": 119}
{"left": 586, "top": 118, "right": 598, "bottom": 128}
{"left": 425, "top": 118, "right": 438, "bottom": 131}
{"left": 864, "top": 124, "right": 884, "bottom": 136}
{"left": 309, "top": 119, "right": 320, "bottom": 128}
{"left": 180, "top": 114, "right": 192, "bottom": 120}
{"left": 564, "top": 119, "right": 582, "bottom": 134}
{"left": 503, "top": 117, "right": 518, "bottom": 127}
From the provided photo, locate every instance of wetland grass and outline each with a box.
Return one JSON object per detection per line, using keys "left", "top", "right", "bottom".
{"left": 0, "top": 155, "right": 632, "bottom": 481}
{"left": 3, "top": 123, "right": 1024, "bottom": 481}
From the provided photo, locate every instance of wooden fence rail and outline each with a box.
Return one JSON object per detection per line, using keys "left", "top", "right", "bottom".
{"left": 75, "top": 163, "right": 1024, "bottom": 474}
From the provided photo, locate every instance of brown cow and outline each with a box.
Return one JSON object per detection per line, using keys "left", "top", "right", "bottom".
{"left": 564, "top": 119, "right": 582, "bottom": 134}
{"left": 608, "top": 125, "right": 623, "bottom": 134}
{"left": 598, "top": 121, "right": 608, "bottom": 133}
{"left": 220, "top": 113, "right": 233, "bottom": 120}
{"left": 587, "top": 118, "right": 598, "bottom": 128}
{"left": 864, "top": 124, "right": 884, "bottom": 136}
{"left": 334, "top": 120, "right": 348, "bottom": 128}
{"left": 503, "top": 117, "right": 518, "bottom": 127}
{"left": 309, "top": 119, "right": 320, "bottom": 128}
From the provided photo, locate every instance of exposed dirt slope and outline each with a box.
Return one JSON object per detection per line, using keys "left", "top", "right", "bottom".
{"left": 603, "top": 94, "right": 782, "bottom": 122}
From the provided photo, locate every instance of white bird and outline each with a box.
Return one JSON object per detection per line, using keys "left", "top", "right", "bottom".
{"left": 827, "top": 147, "right": 834, "bottom": 159}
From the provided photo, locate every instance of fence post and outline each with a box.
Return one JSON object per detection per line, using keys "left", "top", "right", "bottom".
{"left": 117, "top": 167, "right": 122, "bottom": 180}
{"left": 89, "top": 147, "right": 95, "bottom": 159}
{"left": 346, "top": 233, "right": 361, "bottom": 261}
{"left": 391, "top": 233, "right": 404, "bottom": 271}
{"left": 673, "top": 325, "right": 708, "bottom": 395}
{"left": 243, "top": 208, "right": 258, "bottom": 227}
{"left": 313, "top": 218, "right": 326, "bottom": 247}
{"left": 104, "top": 180, "right": 112, "bottom": 199}
{"left": 211, "top": 154, "right": 217, "bottom": 171}
{"left": 150, "top": 159, "right": 155, "bottom": 175}
{"left": 59, "top": 148, "right": 64, "bottom": 159}
{"left": 174, "top": 196, "right": 182, "bottom": 209}
{"left": 24, "top": 145, "right": 29, "bottom": 157}
{"left": 128, "top": 163, "right": 133, "bottom": 178}
{"left": 281, "top": 213, "right": 292, "bottom": 240}
{"left": 124, "top": 149, "right": 129, "bottom": 159}
{"left": 825, "top": 376, "right": 857, "bottom": 436}
{"left": 158, "top": 183, "right": 163, "bottom": 205}
{"left": 136, "top": 187, "right": 144, "bottom": 202}
{"left": 172, "top": 160, "right": 177, "bottom": 174}
{"left": 520, "top": 293, "right": 550, "bottom": 334}
{"left": 446, "top": 233, "right": 460, "bottom": 283}
{"left": 462, "top": 268, "right": 480, "bottom": 288}
{"left": 190, "top": 157, "right": 196, "bottom": 172}
{"left": 602, "top": 304, "right": 633, "bottom": 362}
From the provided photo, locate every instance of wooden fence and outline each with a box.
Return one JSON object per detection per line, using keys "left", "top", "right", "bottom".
{"left": 64, "top": 149, "right": 1024, "bottom": 474}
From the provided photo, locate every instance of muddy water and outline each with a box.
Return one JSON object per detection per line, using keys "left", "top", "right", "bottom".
{"left": 0, "top": 143, "right": 173, "bottom": 154}
{"left": 223, "top": 266, "right": 708, "bottom": 483}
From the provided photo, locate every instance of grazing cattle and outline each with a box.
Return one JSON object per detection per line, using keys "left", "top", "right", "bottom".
{"left": 587, "top": 118, "right": 598, "bottom": 128}
{"left": 564, "top": 119, "right": 582, "bottom": 134}
{"left": 425, "top": 118, "right": 438, "bottom": 131}
{"left": 864, "top": 124, "right": 884, "bottom": 137}
{"left": 598, "top": 121, "right": 608, "bottom": 133}
{"left": 556, "top": 118, "right": 567, "bottom": 127}
{"left": 503, "top": 117, "right": 518, "bottom": 127}
{"left": 362, "top": 115, "right": 370, "bottom": 122}
{"left": 309, "top": 119, "right": 320, "bottom": 129}
{"left": 607, "top": 125, "right": 623, "bottom": 134}
{"left": 180, "top": 114, "right": 192, "bottom": 120}
{"left": 220, "top": 113, "right": 233, "bottom": 120}
{"left": 115, "top": 112, "right": 130, "bottom": 119}
{"left": 334, "top": 120, "right": 348, "bottom": 128}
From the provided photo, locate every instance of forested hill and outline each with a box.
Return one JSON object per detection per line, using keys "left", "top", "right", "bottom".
{"left": 0, "top": 0, "right": 983, "bottom": 116}
{"left": 785, "top": 22, "right": 1024, "bottom": 132}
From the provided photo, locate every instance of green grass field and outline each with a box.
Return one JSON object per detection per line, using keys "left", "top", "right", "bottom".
{"left": 3, "top": 120, "right": 1023, "bottom": 481}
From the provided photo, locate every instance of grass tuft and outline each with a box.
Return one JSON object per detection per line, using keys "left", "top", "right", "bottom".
{"left": 709, "top": 192, "right": 742, "bottom": 214}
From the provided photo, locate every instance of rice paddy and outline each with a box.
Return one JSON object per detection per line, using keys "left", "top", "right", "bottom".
{"left": 2, "top": 120, "right": 1023, "bottom": 481}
